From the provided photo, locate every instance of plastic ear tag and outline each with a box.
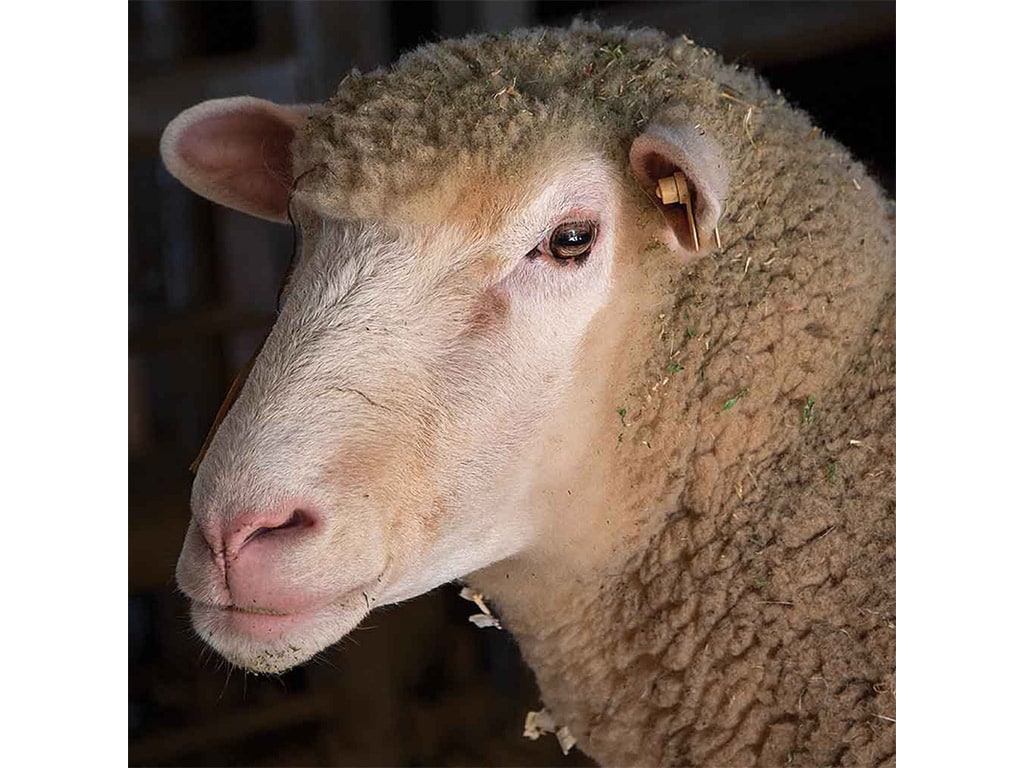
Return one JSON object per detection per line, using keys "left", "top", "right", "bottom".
{"left": 655, "top": 171, "right": 700, "bottom": 250}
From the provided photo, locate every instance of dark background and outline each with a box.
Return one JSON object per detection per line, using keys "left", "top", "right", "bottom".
{"left": 128, "top": 2, "right": 894, "bottom": 765}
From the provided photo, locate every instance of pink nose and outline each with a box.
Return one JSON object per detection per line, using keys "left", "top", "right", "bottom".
{"left": 180, "top": 501, "right": 324, "bottom": 614}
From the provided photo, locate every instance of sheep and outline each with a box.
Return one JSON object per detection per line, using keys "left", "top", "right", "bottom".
{"left": 162, "top": 24, "right": 895, "bottom": 767}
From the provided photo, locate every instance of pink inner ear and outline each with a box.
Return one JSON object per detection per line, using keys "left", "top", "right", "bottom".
{"left": 629, "top": 127, "right": 727, "bottom": 256}
{"left": 630, "top": 144, "right": 701, "bottom": 251}
{"left": 177, "top": 107, "right": 297, "bottom": 222}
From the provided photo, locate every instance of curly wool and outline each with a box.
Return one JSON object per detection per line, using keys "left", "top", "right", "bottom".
{"left": 292, "top": 23, "right": 836, "bottom": 220}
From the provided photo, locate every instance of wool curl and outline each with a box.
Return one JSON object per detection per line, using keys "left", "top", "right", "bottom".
{"left": 291, "top": 22, "right": 844, "bottom": 220}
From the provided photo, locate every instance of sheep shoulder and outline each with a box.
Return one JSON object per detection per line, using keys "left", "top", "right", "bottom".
{"left": 504, "top": 288, "right": 895, "bottom": 765}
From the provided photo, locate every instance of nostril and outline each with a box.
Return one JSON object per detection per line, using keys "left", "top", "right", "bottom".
{"left": 225, "top": 507, "right": 318, "bottom": 556}
{"left": 240, "top": 509, "right": 313, "bottom": 548}
{"left": 277, "top": 509, "right": 310, "bottom": 531}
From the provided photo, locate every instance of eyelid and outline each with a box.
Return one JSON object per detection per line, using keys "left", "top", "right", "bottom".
{"left": 555, "top": 217, "right": 595, "bottom": 228}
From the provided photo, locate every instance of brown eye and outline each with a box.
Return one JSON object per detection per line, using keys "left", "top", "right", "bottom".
{"left": 550, "top": 221, "right": 597, "bottom": 261}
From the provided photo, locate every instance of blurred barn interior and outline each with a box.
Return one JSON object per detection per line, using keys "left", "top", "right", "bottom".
{"left": 128, "top": 2, "right": 894, "bottom": 765}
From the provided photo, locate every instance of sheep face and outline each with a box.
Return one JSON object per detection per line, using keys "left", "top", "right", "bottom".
{"left": 172, "top": 127, "right": 627, "bottom": 673}
{"left": 161, "top": 21, "right": 735, "bottom": 672}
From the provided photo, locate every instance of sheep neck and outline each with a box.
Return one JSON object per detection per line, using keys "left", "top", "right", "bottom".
{"left": 468, "top": 181, "right": 896, "bottom": 763}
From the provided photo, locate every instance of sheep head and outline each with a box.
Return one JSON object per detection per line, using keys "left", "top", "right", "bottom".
{"left": 162, "top": 28, "right": 731, "bottom": 674}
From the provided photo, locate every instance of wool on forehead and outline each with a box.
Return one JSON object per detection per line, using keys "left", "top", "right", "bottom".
{"left": 290, "top": 23, "right": 781, "bottom": 218}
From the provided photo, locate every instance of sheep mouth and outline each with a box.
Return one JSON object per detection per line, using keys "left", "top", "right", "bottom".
{"left": 224, "top": 606, "right": 288, "bottom": 618}
{"left": 188, "top": 592, "right": 376, "bottom": 674}
{"left": 192, "top": 585, "right": 373, "bottom": 623}
{"left": 184, "top": 562, "right": 392, "bottom": 674}
{"left": 187, "top": 598, "right": 297, "bottom": 616}
{"left": 192, "top": 579, "right": 376, "bottom": 635}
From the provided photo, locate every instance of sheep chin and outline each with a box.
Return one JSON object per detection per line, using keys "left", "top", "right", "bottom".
{"left": 189, "top": 598, "right": 371, "bottom": 675}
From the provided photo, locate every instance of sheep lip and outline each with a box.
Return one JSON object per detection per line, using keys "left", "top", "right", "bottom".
{"left": 224, "top": 604, "right": 290, "bottom": 617}
{"left": 185, "top": 568, "right": 391, "bottom": 673}
{"left": 190, "top": 601, "right": 319, "bottom": 626}
{"left": 192, "top": 584, "right": 374, "bottom": 620}
{"left": 189, "top": 589, "right": 376, "bottom": 660}
{"left": 190, "top": 580, "right": 380, "bottom": 633}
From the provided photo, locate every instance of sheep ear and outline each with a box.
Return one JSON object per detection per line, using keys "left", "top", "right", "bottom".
{"left": 629, "top": 107, "right": 729, "bottom": 259}
{"left": 159, "top": 97, "right": 311, "bottom": 223}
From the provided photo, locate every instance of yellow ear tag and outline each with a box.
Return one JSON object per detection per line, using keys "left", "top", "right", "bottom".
{"left": 655, "top": 171, "right": 700, "bottom": 251}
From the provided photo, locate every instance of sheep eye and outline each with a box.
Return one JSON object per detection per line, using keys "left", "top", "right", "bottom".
{"left": 549, "top": 221, "right": 597, "bottom": 261}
